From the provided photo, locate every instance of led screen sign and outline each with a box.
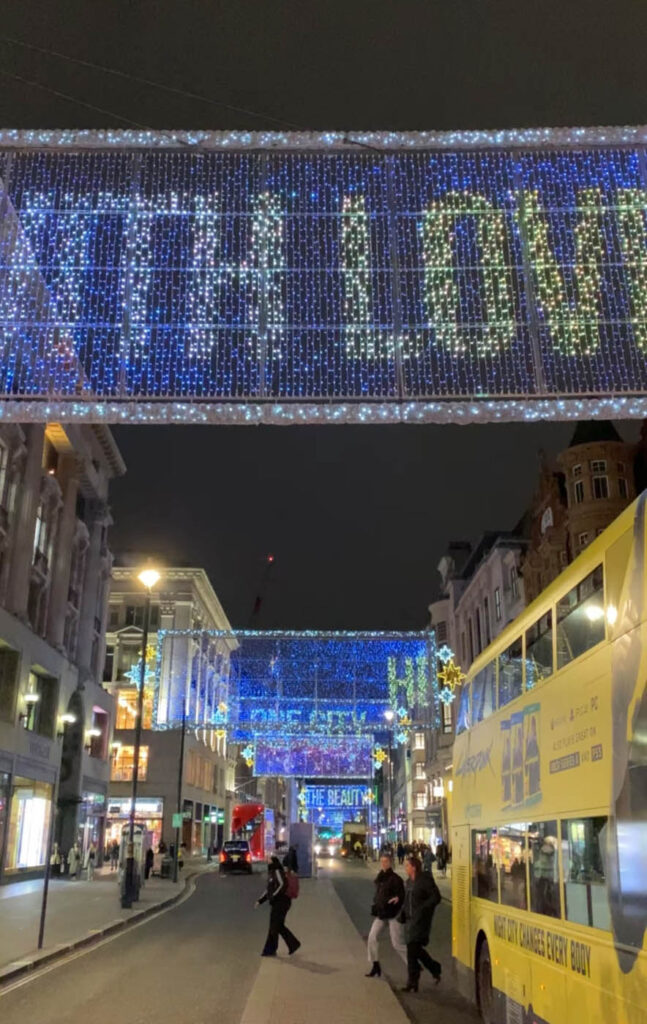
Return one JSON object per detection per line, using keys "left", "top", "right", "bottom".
{"left": 3, "top": 127, "right": 647, "bottom": 425}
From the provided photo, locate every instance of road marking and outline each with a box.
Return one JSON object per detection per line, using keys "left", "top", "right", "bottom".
{"left": 0, "top": 874, "right": 201, "bottom": 997}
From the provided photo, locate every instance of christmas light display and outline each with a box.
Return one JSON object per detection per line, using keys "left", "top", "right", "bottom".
{"left": 3, "top": 129, "right": 647, "bottom": 423}
{"left": 302, "top": 783, "right": 372, "bottom": 829}
{"left": 254, "top": 735, "right": 373, "bottom": 777}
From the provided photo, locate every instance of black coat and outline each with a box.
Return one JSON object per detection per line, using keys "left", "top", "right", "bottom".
{"left": 371, "top": 868, "right": 405, "bottom": 920}
{"left": 401, "top": 871, "right": 441, "bottom": 944}
{"left": 258, "top": 864, "right": 289, "bottom": 907}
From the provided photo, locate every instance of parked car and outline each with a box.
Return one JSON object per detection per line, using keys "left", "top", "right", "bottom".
{"left": 219, "top": 840, "right": 253, "bottom": 874}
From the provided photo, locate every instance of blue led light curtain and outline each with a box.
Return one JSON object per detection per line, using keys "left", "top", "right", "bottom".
{"left": 254, "top": 736, "right": 373, "bottom": 778}
{"left": 2, "top": 135, "right": 647, "bottom": 411}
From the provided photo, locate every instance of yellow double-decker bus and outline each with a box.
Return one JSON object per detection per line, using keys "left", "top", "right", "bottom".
{"left": 451, "top": 493, "right": 647, "bottom": 1024}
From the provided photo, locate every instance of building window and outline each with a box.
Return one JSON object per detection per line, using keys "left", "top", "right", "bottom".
{"left": 461, "top": 631, "right": 467, "bottom": 663}
{"left": 483, "top": 597, "right": 491, "bottom": 646}
{"left": 103, "top": 645, "right": 114, "bottom": 683}
{"left": 468, "top": 618, "right": 474, "bottom": 663}
{"left": 559, "top": 550, "right": 568, "bottom": 566}
{"left": 494, "top": 587, "right": 502, "bottom": 622}
{"left": 89, "top": 708, "right": 108, "bottom": 759}
{"left": 108, "top": 606, "right": 120, "bottom": 630}
{"left": 124, "top": 605, "right": 145, "bottom": 628}
{"left": 414, "top": 731, "right": 425, "bottom": 751}
{"left": 110, "top": 745, "right": 148, "bottom": 781}
{"left": 24, "top": 671, "right": 58, "bottom": 738}
{"left": 475, "top": 607, "right": 483, "bottom": 655}
{"left": 0, "top": 441, "right": 8, "bottom": 506}
{"left": 442, "top": 699, "right": 453, "bottom": 734}
{"left": 590, "top": 459, "right": 607, "bottom": 474}
{"left": 0, "top": 645, "right": 20, "bottom": 723}
{"left": 415, "top": 762, "right": 426, "bottom": 780}
{"left": 618, "top": 477, "right": 628, "bottom": 499}
{"left": 149, "top": 605, "right": 160, "bottom": 631}
{"left": 33, "top": 503, "right": 48, "bottom": 562}
{"left": 578, "top": 532, "right": 589, "bottom": 549}
{"left": 593, "top": 475, "right": 609, "bottom": 500}
{"left": 617, "top": 461, "right": 625, "bottom": 473}
{"left": 115, "top": 687, "right": 153, "bottom": 730}
{"left": 436, "top": 620, "right": 447, "bottom": 643}
{"left": 414, "top": 792, "right": 427, "bottom": 810}
{"left": 574, "top": 480, "right": 585, "bottom": 504}
{"left": 572, "top": 464, "right": 582, "bottom": 478}
{"left": 510, "top": 566, "right": 519, "bottom": 599}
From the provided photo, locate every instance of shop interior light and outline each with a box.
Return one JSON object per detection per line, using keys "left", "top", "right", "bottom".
{"left": 23, "top": 692, "right": 40, "bottom": 704}
{"left": 606, "top": 604, "right": 618, "bottom": 625}
{"left": 86, "top": 728, "right": 102, "bottom": 737}
{"left": 60, "top": 712, "right": 77, "bottom": 724}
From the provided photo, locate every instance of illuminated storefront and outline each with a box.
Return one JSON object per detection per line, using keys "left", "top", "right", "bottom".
{"left": 4, "top": 777, "right": 53, "bottom": 876}
{"left": 106, "top": 797, "right": 163, "bottom": 850}
{"left": 302, "top": 784, "right": 371, "bottom": 832}
{"left": 77, "top": 791, "right": 107, "bottom": 858}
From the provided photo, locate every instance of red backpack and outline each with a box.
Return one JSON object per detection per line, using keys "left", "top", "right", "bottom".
{"left": 285, "top": 871, "right": 299, "bottom": 899}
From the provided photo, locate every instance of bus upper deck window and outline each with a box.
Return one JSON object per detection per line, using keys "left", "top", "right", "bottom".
{"left": 556, "top": 565, "right": 604, "bottom": 669}
{"left": 456, "top": 684, "right": 470, "bottom": 734}
{"left": 526, "top": 611, "right": 553, "bottom": 688}
{"left": 472, "top": 661, "right": 496, "bottom": 724}
{"left": 498, "top": 638, "right": 523, "bottom": 708}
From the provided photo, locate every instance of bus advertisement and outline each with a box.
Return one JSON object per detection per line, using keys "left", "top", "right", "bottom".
{"left": 451, "top": 494, "right": 647, "bottom": 1024}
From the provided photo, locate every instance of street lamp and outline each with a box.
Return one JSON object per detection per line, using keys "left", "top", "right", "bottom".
{"left": 122, "top": 566, "right": 160, "bottom": 908}
{"left": 383, "top": 710, "right": 395, "bottom": 842}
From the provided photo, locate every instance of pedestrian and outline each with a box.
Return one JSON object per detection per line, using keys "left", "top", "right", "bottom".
{"left": 255, "top": 855, "right": 301, "bottom": 957}
{"left": 84, "top": 841, "right": 97, "bottom": 880}
{"left": 145, "top": 845, "right": 154, "bottom": 879}
{"left": 282, "top": 844, "right": 299, "bottom": 873}
{"left": 50, "top": 842, "right": 62, "bottom": 877}
{"left": 67, "top": 842, "right": 82, "bottom": 879}
{"left": 110, "top": 839, "right": 119, "bottom": 871}
{"left": 436, "top": 840, "right": 447, "bottom": 877}
{"left": 400, "top": 855, "right": 442, "bottom": 991}
{"left": 422, "top": 844, "right": 434, "bottom": 874}
{"left": 396, "top": 841, "right": 404, "bottom": 865}
{"left": 365, "top": 851, "right": 407, "bottom": 977}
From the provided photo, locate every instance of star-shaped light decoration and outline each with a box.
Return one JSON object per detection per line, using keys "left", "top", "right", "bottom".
{"left": 124, "top": 655, "right": 155, "bottom": 689}
{"left": 241, "top": 744, "right": 254, "bottom": 768}
{"left": 438, "top": 659, "right": 466, "bottom": 692}
{"left": 373, "top": 744, "right": 388, "bottom": 772}
{"left": 437, "top": 644, "right": 454, "bottom": 665}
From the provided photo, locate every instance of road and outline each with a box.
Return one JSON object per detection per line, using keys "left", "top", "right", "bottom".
{"left": 0, "top": 860, "right": 478, "bottom": 1024}
{"left": 322, "top": 857, "right": 479, "bottom": 1024}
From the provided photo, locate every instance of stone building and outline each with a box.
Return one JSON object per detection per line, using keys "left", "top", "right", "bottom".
{"left": 0, "top": 422, "right": 124, "bottom": 882}
{"left": 523, "top": 422, "right": 636, "bottom": 603}
{"left": 105, "top": 568, "right": 236, "bottom": 854}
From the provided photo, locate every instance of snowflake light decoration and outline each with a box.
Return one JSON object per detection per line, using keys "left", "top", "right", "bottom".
{"left": 437, "top": 644, "right": 454, "bottom": 665}
{"left": 438, "top": 687, "right": 456, "bottom": 706}
{"left": 241, "top": 744, "right": 254, "bottom": 768}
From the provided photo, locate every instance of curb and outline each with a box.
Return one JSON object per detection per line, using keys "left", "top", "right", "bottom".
{"left": 0, "top": 866, "right": 211, "bottom": 988}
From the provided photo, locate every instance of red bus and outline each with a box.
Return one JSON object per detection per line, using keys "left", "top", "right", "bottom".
{"left": 231, "top": 803, "right": 268, "bottom": 861}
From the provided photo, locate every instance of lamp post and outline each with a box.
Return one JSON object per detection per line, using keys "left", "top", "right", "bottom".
{"left": 122, "top": 567, "right": 160, "bottom": 908}
{"left": 384, "top": 710, "right": 394, "bottom": 842}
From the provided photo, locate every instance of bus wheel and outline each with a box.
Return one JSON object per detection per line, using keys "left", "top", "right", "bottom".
{"left": 476, "top": 936, "right": 496, "bottom": 1024}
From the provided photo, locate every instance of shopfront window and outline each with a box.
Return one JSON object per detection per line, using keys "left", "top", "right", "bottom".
{"left": 110, "top": 745, "right": 149, "bottom": 781}
{"left": 106, "top": 797, "right": 163, "bottom": 852}
{"left": 5, "top": 777, "right": 53, "bottom": 872}
{"left": 0, "top": 645, "right": 20, "bottom": 723}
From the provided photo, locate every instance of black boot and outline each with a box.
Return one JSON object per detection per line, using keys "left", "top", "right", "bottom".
{"left": 365, "top": 961, "right": 381, "bottom": 977}
{"left": 401, "top": 977, "right": 419, "bottom": 992}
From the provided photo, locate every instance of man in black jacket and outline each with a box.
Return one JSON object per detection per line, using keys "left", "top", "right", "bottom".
{"left": 365, "top": 853, "right": 407, "bottom": 977}
{"left": 401, "top": 855, "right": 442, "bottom": 991}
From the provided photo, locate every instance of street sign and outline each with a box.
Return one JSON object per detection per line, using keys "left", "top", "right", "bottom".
{"left": 172, "top": 812, "right": 183, "bottom": 828}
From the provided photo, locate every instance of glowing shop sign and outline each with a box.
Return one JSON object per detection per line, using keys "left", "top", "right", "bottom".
{"left": 2, "top": 130, "right": 647, "bottom": 425}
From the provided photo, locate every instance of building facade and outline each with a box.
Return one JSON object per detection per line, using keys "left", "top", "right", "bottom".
{"left": 105, "top": 568, "right": 236, "bottom": 854}
{"left": 0, "top": 422, "right": 124, "bottom": 882}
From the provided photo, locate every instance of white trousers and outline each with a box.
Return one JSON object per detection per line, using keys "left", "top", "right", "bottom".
{"left": 367, "top": 916, "right": 408, "bottom": 964}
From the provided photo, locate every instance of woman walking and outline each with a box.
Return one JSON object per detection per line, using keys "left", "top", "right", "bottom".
{"left": 365, "top": 851, "right": 407, "bottom": 977}
{"left": 400, "top": 855, "right": 442, "bottom": 991}
{"left": 255, "top": 855, "right": 301, "bottom": 957}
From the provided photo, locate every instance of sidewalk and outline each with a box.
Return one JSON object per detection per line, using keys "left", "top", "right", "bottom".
{"left": 240, "top": 876, "right": 410, "bottom": 1024}
{"left": 0, "top": 856, "right": 213, "bottom": 983}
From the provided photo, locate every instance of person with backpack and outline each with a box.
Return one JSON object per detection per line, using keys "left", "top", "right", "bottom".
{"left": 400, "top": 855, "right": 442, "bottom": 991}
{"left": 255, "top": 855, "right": 301, "bottom": 957}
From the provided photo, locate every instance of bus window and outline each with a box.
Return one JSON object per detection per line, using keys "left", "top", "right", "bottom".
{"left": 496, "top": 822, "right": 528, "bottom": 910}
{"left": 472, "top": 660, "right": 496, "bottom": 724}
{"left": 528, "top": 820, "right": 560, "bottom": 919}
{"left": 561, "top": 817, "right": 611, "bottom": 931}
{"left": 526, "top": 611, "right": 553, "bottom": 688}
{"left": 456, "top": 684, "right": 470, "bottom": 734}
{"left": 498, "top": 637, "right": 523, "bottom": 707}
{"left": 556, "top": 565, "right": 605, "bottom": 669}
{"left": 472, "top": 829, "right": 497, "bottom": 902}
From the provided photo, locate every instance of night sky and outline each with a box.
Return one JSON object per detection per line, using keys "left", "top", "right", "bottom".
{"left": 1, "top": 3, "right": 644, "bottom": 629}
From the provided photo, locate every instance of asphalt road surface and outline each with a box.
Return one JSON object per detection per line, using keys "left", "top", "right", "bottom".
{"left": 0, "top": 860, "right": 479, "bottom": 1024}
{"left": 322, "top": 857, "right": 479, "bottom": 1024}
